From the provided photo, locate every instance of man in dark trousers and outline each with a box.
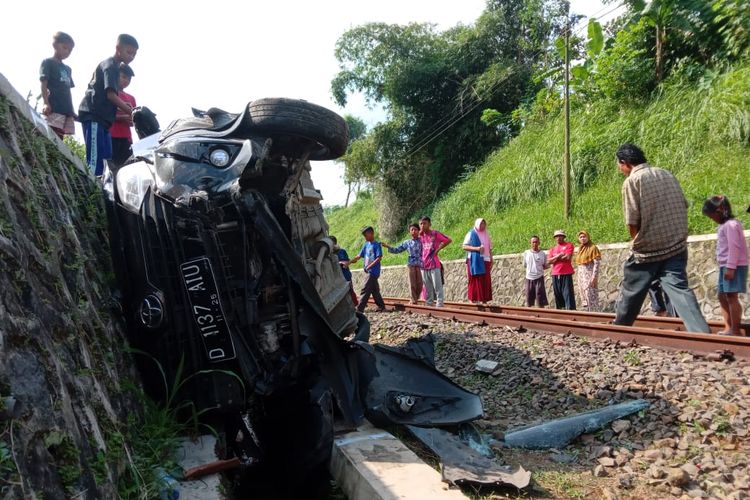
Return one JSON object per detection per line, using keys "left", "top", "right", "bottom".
{"left": 613, "top": 143, "right": 710, "bottom": 333}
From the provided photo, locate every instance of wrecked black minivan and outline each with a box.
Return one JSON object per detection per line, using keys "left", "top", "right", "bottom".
{"left": 103, "top": 98, "right": 482, "bottom": 492}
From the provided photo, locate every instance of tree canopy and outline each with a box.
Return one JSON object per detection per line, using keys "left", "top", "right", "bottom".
{"left": 332, "top": 0, "right": 750, "bottom": 238}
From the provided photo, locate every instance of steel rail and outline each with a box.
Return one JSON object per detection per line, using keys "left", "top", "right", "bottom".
{"left": 381, "top": 299, "right": 750, "bottom": 359}
{"left": 383, "top": 297, "right": 750, "bottom": 335}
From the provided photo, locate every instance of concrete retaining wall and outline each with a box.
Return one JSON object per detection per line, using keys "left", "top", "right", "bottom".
{"left": 352, "top": 233, "right": 750, "bottom": 321}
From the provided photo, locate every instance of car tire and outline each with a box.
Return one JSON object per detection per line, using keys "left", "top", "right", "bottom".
{"left": 247, "top": 98, "right": 349, "bottom": 161}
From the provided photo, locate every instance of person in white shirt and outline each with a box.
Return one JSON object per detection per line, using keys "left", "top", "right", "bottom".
{"left": 523, "top": 235, "right": 549, "bottom": 307}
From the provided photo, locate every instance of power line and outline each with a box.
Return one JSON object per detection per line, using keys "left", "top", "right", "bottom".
{"left": 399, "top": 1, "right": 626, "bottom": 160}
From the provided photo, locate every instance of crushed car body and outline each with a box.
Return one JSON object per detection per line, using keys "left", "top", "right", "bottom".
{"left": 103, "top": 98, "right": 483, "bottom": 489}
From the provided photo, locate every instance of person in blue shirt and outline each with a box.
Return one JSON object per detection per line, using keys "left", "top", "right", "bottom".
{"left": 350, "top": 226, "right": 386, "bottom": 313}
{"left": 331, "top": 235, "right": 358, "bottom": 306}
{"left": 383, "top": 223, "right": 423, "bottom": 304}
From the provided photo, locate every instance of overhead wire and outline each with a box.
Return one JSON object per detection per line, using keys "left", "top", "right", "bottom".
{"left": 399, "top": 1, "right": 627, "bottom": 160}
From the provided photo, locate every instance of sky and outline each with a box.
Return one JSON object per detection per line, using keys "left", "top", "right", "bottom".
{"left": 1, "top": 0, "right": 622, "bottom": 206}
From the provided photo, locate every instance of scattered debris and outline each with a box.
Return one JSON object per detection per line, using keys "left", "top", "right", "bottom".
{"left": 503, "top": 400, "right": 649, "bottom": 449}
{"left": 475, "top": 359, "right": 500, "bottom": 373}
{"left": 367, "top": 311, "right": 750, "bottom": 497}
{"left": 357, "top": 339, "right": 484, "bottom": 426}
{"left": 407, "top": 425, "right": 531, "bottom": 489}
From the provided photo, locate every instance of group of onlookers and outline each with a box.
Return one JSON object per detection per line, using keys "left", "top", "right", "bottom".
{"left": 522, "top": 229, "right": 602, "bottom": 311}
{"left": 333, "top": 216, "right": 453, "bottom": 314}
{"left": 39, "top": 31, "right": 139, "bottom": 175}
{"left": 335, "top": 144, "right": 749, "bottom": 336}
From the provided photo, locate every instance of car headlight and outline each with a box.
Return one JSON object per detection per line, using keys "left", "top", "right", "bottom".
{"left": 209, "top": 148, "right": 230, "bottom": 167}
{"left": 116, "top": 163, "right": 155, "bottom": 213}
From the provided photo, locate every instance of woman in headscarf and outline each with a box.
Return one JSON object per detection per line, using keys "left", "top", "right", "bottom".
{"left": 575, "top": 230, "right": 602, "bottom": 311}
{"left": 462, "top": 218, "right": 493, "bottom": 304}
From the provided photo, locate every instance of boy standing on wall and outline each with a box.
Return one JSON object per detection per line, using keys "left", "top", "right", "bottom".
{"left": 109, "top": 63, "right": 136, "bottom": 167}
{"left": 383, "top": 223, "right": 423, "bottom": 304}
{"left": 419, "top": 216, "right": 452, "bottom": 307}
{"left": 40, "top": 32, "right": 76, "bottom": 139}
{"left": 78, "top": 34, "right": 139, "bottom": 176}
{"left": 350, "top": 226, "right": 386, "bottom": 313}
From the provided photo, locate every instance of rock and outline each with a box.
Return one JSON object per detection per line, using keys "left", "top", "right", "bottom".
{"left": 643, "top": 449, "right": 663, "bottom": 461}
{"left": 653, "top": 438, "right": 676, "bottom": 449}
{"left": 596, "top": 389, "right": 614, "bottom": 400}
{"left": 601, "top": 487, "right": 618, "bottom": 500}
{"left": 475, "top": 359, "right": 499, "bottom": 373}
{"left": 551, "top": 452, "right": 577, "bottom": 464}
{"left": 581, "top": 433, "right": 595, "bottom": 444}
{"left": 617, "top": 473, "right": 635, "bottom": 489}
{"left": 680, "top": 463, "right": 700, "bottom": 479}
{"left": 612, "top": 419, "right": 631, "bottom": 433}
{"left": 594, "top": 464, "right": 609, "bottom": 477}
{"left": 594, "top": 445, "right": 613, "bottom": 458}
{"left": 666, "top": 467, "right": 690, "bottom": 487}
{"left": 598, "top": 457, "right": 616, "bottom": 467}
{"left": 649, "top": 465, "right": 666, "bottom": 479}
{"left": 686, "top": 487, "right": 707, "bottom": 498}
{"left": 723, "top": 402, "right": 739, "bottom": 415}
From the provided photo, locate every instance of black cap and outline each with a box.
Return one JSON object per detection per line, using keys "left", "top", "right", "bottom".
{"left": 361, "top": 225, "right": 374, "bottom": 235}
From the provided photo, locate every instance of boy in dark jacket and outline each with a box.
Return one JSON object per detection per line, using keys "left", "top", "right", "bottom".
{"left": 78, "top": 34, "right": 138, "bottom": 176}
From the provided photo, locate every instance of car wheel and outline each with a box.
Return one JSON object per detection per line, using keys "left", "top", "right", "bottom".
{"left": 247, "top": 98, "right": 349, "bottom": 161}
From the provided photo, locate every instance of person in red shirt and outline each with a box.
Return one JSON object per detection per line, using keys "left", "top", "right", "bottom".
{"left": 110, "top": 63, "right": 136, "bottom": 167}
{"left": 548, "top": 229, "right": 576, "bottom": 310}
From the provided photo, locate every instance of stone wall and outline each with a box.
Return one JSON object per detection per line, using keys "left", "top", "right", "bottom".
{"left": 0, "top": 73, "right": 139, "bottom": 499}
{"left": 353, "top": 234, "right": 750, "bottom": 321}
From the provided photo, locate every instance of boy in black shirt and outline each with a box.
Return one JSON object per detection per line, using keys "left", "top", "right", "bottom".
{"left": 40, "top": 32, "right": 76, "bottom": 139}
{"left": 78, "top": 34, "right": 139, "bottom": 176}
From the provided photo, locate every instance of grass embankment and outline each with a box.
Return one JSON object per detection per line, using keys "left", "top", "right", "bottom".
{"left": 328, "top": 63, "right": 750, "bottom": 266}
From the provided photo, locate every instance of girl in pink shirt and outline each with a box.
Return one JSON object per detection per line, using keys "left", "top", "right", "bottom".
{"left": 703, "top": 196, "right": 749, "bottom": 336}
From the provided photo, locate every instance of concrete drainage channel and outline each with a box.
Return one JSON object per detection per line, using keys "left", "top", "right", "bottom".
{"left": 331, "top": 423, "right": 467, "bottom": 499}
{"left": 173, "top": 424, "right": 467, "bottom": 499}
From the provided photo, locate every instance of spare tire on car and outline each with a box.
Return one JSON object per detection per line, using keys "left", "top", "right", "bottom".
{"left": 247, "top": 98, "right": 349, "bottom": 161}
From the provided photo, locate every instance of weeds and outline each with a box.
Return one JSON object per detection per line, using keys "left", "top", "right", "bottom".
{"left": 624, "top": 349, "right": 641, "bottom": 366}
{"left": 118, "top": 350, "right": 244, "bottom": 499}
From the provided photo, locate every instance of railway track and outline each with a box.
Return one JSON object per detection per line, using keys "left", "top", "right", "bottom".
{"left": 381, "top": 297, "right": 750, "bottom": 359}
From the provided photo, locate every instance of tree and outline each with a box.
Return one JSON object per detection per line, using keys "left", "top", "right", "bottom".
{"left": 331, "top": 0, "right": 572, "bottom": 219}
{"left": 340, "top": 115, "right": 368, "bottom": 207}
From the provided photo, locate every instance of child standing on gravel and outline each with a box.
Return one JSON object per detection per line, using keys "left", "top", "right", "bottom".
{"left": 40, "top": 32, "right": 76, "bottom": 138}
{"left": 350, "top": 226, "right": 386, "bottom": 313}
{"left": 383, "top": 223, "right": 423, "bottom": 304}
{"left": 702, "top": 195, "right": 748, "bottom": 336}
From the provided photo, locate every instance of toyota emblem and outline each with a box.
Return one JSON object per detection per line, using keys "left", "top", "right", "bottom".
{"left": 139, "top": 294, "right": 164, "bottom": 329}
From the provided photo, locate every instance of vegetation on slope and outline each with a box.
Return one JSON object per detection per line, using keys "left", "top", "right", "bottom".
{"left": 328, "top": 62, "right": 750, "bottom": 265}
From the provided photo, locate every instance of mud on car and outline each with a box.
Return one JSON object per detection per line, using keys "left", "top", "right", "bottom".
{"left": 103, "top": 98, "right": 481, "bottom": 494}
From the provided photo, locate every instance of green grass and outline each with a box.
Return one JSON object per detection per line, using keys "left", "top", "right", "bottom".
{"left": 329, "top": 62, "right": 750, "bottom": 267}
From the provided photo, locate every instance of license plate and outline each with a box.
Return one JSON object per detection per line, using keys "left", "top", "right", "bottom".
{"left": 180, "top": 257, "right": 236, "bottom": 362}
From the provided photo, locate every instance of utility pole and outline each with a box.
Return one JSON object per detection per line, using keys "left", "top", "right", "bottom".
{"left": 563, "top": 9, "right": 571, "bottom": 220}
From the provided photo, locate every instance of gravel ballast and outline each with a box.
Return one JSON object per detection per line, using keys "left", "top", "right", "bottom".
{"left": 366, "top": 310, "right": 750, "bottom": 499}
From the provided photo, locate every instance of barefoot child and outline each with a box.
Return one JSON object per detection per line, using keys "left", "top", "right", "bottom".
{"left": 40, "top": 32, "right": 76, "bottom": 138}
{"left": 703, "top": 196, "right": 749, "bottom": 336}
